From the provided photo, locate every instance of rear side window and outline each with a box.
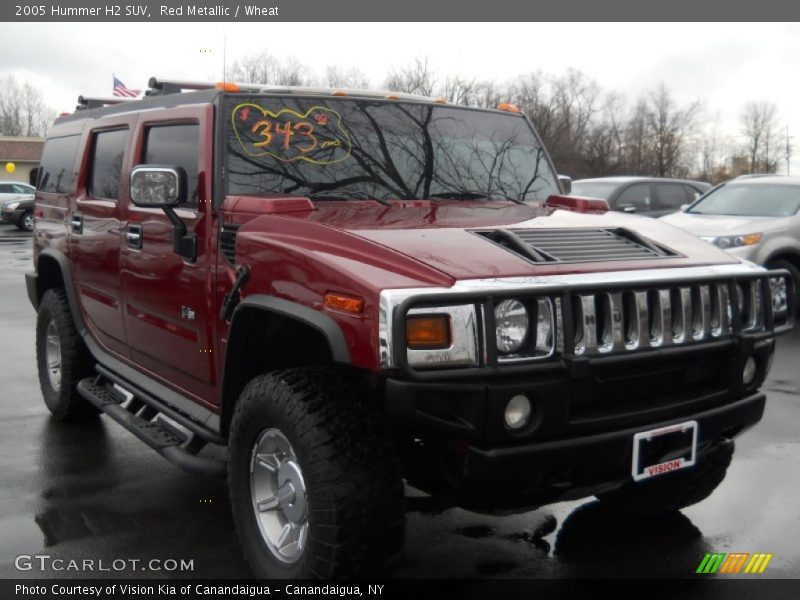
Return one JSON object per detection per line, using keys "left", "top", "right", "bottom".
{"left": 88, "top": 129, "right": 128, "bottom": 200}
{"left": 38, "top": 135, "right": 81, "bottom": 193}
{"left": 683, "top": 184, "right": 704, "bottom": 201}
{"left": 616, "top": 183, "right": 652, "bottom": 212}
{"left": 655, "top": 183, "right": 690, "bottom": 210}
{"left": 0, "top": 184, "right": 12, "bottom": 193}
{"left": 142, "top": 124, "right": 199, "bottom": 207}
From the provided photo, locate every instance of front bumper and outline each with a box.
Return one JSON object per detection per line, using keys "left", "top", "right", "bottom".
{"left": 464, "top": 392, "right": 764, "bottom": 509}
{"left": 1, "top": 208, "right": 25, "bottom": 223}
{"left": 387, "top": 337, "right": 774, "bottom": 509}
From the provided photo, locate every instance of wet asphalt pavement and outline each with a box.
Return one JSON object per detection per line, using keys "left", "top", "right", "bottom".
{"left": 1, "top": 224, "right": 799, "bottom": 580}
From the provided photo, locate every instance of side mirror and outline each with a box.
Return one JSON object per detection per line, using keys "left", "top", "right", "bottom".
{"left": 129, "top": 165, "right": 195, "bottom": 262}
{"left": 680, "top": 204, "right": 689, "bottom": 212}
{"left": 618, "top": 204, "right": 637, "bottom": 214}
{"left": 557, "top": 174, "right": 572, "bottom": 195}
{"left": 130, "top": 165, "right": 185, "bottom": 207}
{"left": 29, "top": 167, "right": 41, "bottom": 188}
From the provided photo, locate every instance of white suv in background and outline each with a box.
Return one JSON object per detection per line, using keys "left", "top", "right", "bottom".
{"left": 661, "top": 175, "right": 800, "bottom": 311}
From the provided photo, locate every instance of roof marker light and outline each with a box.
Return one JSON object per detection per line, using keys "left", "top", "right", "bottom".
{"left": 497, "top": 103, "right": 522, "bottom": 113}
{"left": 215, "top": 81, "right": 240, "bottom": 92}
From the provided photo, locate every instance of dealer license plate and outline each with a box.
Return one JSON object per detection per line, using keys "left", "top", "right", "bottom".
{"left": 631, "top": 421, "right": 698, "bottom": 482}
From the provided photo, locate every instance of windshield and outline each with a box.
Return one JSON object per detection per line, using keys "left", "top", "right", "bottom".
{"left": 225, "top": 96, "right": 558, "bottom": 202}
{"left": 569, "top": 181, "right": 618, "bottom": 200}
{"left": 688, "top": 183, "right": 800, "bottom": 217}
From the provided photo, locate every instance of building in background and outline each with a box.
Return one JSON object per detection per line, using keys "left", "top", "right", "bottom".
{"left": 0, "top": 137, "right": 44, "bottom": 183}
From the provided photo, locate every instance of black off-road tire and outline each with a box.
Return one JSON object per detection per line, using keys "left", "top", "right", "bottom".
{"left": 596, "top": 441, "right": 734, "bottom": 516}
{"left": 17, "top": 210, "right": 34, "bottom": 232}
{"left": 228, "top": 368, "right": 405, "bottom": 579}
{"left": 36, "top": 289, "right": 97, "bottom": 420}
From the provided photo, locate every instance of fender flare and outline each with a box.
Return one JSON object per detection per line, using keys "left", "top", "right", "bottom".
{"left": 29, "top": 248, "right": 87, "bottom": 334}
{"left": 228, "top": 294, "right": 351, "bottom": 365}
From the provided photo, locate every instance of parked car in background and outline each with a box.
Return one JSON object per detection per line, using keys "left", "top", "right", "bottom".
{"left": 570, "top": 176, "right": 711, "bottom": 217}
{"left": 0, "top": 181, "right": 35, "bottom": 231}
{"left": 661, "top": 176, "right": 800, "bottom": 306}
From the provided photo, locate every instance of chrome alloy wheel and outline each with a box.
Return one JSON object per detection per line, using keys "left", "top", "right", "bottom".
{"left": 770, "top": 276, "right": 788, "bottom": 317}
{"left": 45, "top": 320, "right": 62, "bottom": 391}
{"left": 249, "top": 428, "right": 309, "bottom": 563}
{"left": 23, "top": 212, "right": 34, "bottom": 232}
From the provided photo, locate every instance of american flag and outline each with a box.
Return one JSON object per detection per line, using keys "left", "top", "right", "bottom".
{"left": 113, "top": 75, "right": 141, "bottom": 98}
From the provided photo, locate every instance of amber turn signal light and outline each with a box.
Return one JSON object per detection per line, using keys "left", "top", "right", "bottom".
{"left": 407, "top": 315, "right": 451, "bottom": 350}
{"left": 323, "top": 293, "right": 365, "bottom": 314}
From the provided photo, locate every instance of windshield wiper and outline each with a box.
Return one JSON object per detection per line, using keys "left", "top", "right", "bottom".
{"left": 428, "top": 192, "right": 525, "bottom": 204}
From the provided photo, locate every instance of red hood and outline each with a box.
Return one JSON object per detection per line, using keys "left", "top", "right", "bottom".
{"left": 226, "top": 197, "right": 739, "bottom": 282}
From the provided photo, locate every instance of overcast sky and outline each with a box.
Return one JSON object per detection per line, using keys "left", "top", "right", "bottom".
{"left": 1, "top": 22, "right": 798, "bottom": 173}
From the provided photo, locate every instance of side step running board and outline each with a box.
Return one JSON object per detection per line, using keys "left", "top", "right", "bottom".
{"left": 78, "top": 377, "right": 227, "bottom": 478}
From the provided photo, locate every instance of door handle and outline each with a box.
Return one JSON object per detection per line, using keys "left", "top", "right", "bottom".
{"left": 70, "top": 213, "right": 83, "bottom": 234}
{"left": 126, "top": 224, "right": 143, "bottom": 249}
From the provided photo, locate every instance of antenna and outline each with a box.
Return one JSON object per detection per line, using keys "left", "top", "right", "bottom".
{"left": 785, "top": 126, "right": 793, "bottom": 175}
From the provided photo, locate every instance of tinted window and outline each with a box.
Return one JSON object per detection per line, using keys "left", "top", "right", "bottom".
{"left": 569, "top": 181, "right": 617, "bottom": 200}
{"left": 88, "top": 129, "right": 128, "bottom": 200}
{"left": 143, "top": 124, "right": 199, "bottom": 207}
{"left": 616, "top": 183, "right": 652, "bottom": 212}
{"left": 0, "top": 184, "right": 12, "bottom": 193}
{"left": 683, "top": 184, "right": 703, "bottom": 201}
{"left": 38, "top": 135, "right": 81, "bottom": 193}
{"left": 225, "top": 97, "right": 559, "bottom": 202}
{"left": 12, "top": 184, "right": 33, "bottom": 194}
{"left": 655, "top": 183, "right": 688, "bottom": 210}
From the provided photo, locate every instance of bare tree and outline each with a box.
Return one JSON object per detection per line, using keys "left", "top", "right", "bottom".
{"left": 644, "top": 83, "right": 700, "bottom": 177}
{"left": 323, "top": 66, "right": 370, "bottom": 89}
{"left": 740, "top": 100, "right": 779, "bottom": 173}
{"left": 385, "top": 58, "right": 437, "bottom": 96}
{"left": 0, "top": 75, "right": 54, "bottom": 137}
{"left": 584, "top": 92, "right": 626, "bottom": 175}
{"left": 228, "top": 50, "right": 278, "bottom": 84}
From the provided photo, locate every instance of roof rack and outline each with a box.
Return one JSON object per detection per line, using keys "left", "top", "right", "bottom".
{"left": 145, "top": 76, "right": 436, "bottom": 103}
{"left": 76, "top": 95, "right": 137, "bottom": 111}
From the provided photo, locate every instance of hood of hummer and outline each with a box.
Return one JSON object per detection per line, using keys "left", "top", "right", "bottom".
{"left": 228, "top": 197, "right": 740, "bottom": 282}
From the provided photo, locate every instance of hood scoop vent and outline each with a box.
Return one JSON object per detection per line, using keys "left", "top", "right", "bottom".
{"left": 474, "top": 228, "right": 676, "bottom": 264}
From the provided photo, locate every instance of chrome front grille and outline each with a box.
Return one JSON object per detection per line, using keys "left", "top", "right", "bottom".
{"left": 568, "top": 281, "right": 765, "bottom": 356}
{"left": 379, "top": 264, "right": 794, "bottom": 371}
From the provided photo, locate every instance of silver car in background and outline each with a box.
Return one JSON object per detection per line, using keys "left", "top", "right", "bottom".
{"left": 661, "top": 176, "right": 800, "bottom": 311}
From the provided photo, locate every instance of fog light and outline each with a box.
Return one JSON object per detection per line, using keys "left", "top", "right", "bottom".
{"left": 504, "top": 394, "right": 531, "bottom": 431}
{"left": 742, "top": 356, "right": 757, "bottom": 386}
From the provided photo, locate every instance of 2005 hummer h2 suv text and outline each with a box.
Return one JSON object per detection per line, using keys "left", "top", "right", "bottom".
{"left": 26, "top": 77, "right": 794, "bottom": 578}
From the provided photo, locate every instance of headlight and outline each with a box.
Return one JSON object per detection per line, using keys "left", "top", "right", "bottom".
{"left": 706, "top": 233, "right": 762, "bottom": 249}
{"left": 5, "top": 201, "right": 19, "bottom": 210}
{"left": 495, "top": 299, "right": 529, "bottom": 353}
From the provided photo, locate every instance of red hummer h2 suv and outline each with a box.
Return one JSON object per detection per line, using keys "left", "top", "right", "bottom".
{"left": 26, "top": 77, "right": 794, "bottom": 578}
